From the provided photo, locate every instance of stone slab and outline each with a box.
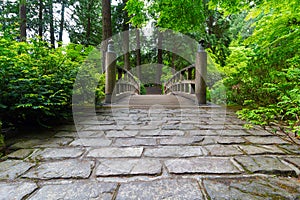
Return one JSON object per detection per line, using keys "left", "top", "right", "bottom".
{"left": 0, "top": 182, "right": 37, "bottom": 200}
{"left": 70, "top": 138, "right": 112, "bottom": 147}
{"left": 188, "top": 130, "right": 220, "bottom": 136}
{"left": 139, "top": 130, "right": 185, "bottom": 136}
{"left": 125, "top": 125, "right": 159, "bottom": 130}
{"left": 113, "top": 138, "right": 157, "bottom": 146}
{"left": 28, "top": 181, "right": 117, "bottom": 200}
{"left": 23, "top": 159, "right": 93, "bottom": 179}
{"left": 80, "top": 125, "right": 124, "bottom": 131}
{"left": 144, "top": 146, "right": 204, "bottom": 158}
{"left": 106, "top": 130, "right": 139, "bottom": 138}
{"left": 7, "top": 149, "right": 34, "bottom": 159}
{"left": 204, "top": 145, "right": 244, "bottom": 156}
{"left": 204, "top": 179, "right": 259, "bottom": 199}
{"left": 76, "top": 131, "right": 105, "bottom": 138}
{"left": 159, "top": 136, "right": 204, "bottom": 145}
{"left": 35, "top": 138, "right": 74, "bottom": 148}
{"left": 238, "top": 145, "right": 285, "bottom": 155}
{"left": 217, "top": 137, "right": 246, "bottom": 144}
{"left": 244, "top": 136, "right": 289, "bottom": 145}
{"left": 10, "top": 139, "right": 43, "bottom": 149}
{"left": 284, "top": 157, "right": 300, "bottom": 168}
{"left": 279, "top": 145, "right": 300, "bottom": 154}
{"left": 214, "top": 130, "right": 251, "bottom": 136}
{"left": 96, "top": 159, "right": 162, "bottom": 176}
{"left": 203, "top": 177, "right": 300, "bottom": 199}
{"left": 87, "top": 147, "right": 143, "bottom": 158}
{"left": 234, "top": 156, "right": 296, "bottom": 176}
{"left": 246, "top": 130, "right": 274, "bottom": 136}
{"left": 0, "top": 160, "right": 34, "bottom": 180}
{"left": 197, "top": 125, "right": 225, "bottom": 130}
{"left": 201, "top": 136, "right": 218, "bottom": 145}
{"left": 31, "top": 148, "right": 85, "bottom": 160}
{"left": 116, "top": 179, "right": 203, "bottom": 200}
{"left": 165, "top": 158, "right": 242, "bottom": 174}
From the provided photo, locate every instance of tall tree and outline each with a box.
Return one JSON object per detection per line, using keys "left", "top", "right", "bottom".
{"left": 102, "top": 0, "right": 113, "bottom": 71}
{"left": 122, "top": 0, "right": 130, "bottom": 70}
{"left": 58, "top": 0, "right": 66, "bottom": 46}
{"left": 38, "top": 0, "right": 43, "bottom": 38}
{"left": 19, "top": 0, "right": 26, "bottom": 41}
{"left": 48, "top": 0, "right": 55, "bottom": 48}
{"left": 68, "top": 0, "right": 102, "bottom": 46}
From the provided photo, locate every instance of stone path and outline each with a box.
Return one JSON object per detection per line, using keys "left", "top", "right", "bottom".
{"left": 1, "top": 102, "right": 300, "bottom": 199}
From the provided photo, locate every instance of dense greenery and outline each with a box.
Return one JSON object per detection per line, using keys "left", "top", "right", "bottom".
{"left": 211, "top": 0, "right": 300, "bottom": 136}
{"left": 0, "top": 26, "right": 100, "bottom": 126}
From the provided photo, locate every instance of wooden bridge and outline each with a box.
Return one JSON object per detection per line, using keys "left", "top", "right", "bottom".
{"left": 104, "top": 40, "right": 208, "bottom": 107}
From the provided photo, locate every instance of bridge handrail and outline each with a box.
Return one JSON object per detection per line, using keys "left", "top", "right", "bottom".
{"left": 164, "top": 64, "right": 195, "bottom": 95}
{"left": 115, "top": 66, "right": 140, "bottom": 97}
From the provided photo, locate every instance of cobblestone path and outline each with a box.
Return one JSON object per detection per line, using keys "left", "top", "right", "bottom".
{"left": 1, "top": 104, "right": 300, "bottom": 199}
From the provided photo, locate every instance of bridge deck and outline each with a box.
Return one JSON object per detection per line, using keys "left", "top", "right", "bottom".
{"left": 114, "top": 94, "right": 198, "bottom": 108}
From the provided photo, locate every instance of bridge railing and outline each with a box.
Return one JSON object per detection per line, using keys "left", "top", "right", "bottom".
{"left": 164, "top": 64, "right": 195, "bottom": 95}
{"left": 115, "top": 66, "right": 140, "bottom": 100}
{"left": 105, "top": 40, "right": 140, "bottom": 104}
{"left": 164, "top": 42, "right": 207, "bottom": 105}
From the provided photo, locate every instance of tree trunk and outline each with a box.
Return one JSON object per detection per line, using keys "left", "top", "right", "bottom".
{"left": 19, "top": 0, "right": 26, "bottom": 42}
{"left": 156, "top": 31, "right": 163, "bottom": 84}
{"left": 38, "top": 0, "right": 43, "bottom": 38}
{"left": 123, "top": 0, "right": 130, "bottom": 70}
{"left": 49, "top": 0, "right": 55, "bottom": 48}
{"left": 136, "top": 28, "right": 141, "bottom": 79}
{"left": 58, "top": 0, "right": 65, "bottom": 47}
{"left": 86, "top": 1, "right": 91, "bottom": 46}
{"left": 102, "top": 0, "right": 113, "bottom": 72}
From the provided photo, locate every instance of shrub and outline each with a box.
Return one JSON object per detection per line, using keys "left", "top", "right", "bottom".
{"left": 0, "top": 35, "right": 101, "bottom": 126}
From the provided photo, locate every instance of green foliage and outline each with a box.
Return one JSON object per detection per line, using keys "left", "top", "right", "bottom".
{"left": 216, "top": 0, "right": 300, "bottom": 135}
{"left": 125, "top": 0, "right": 148, "bottom": 28}
{"left": 140, "top": 83, "right": 146, "bottom": 95}
{"left": 210, "top": 80, "right": 227, "bottom": 105}
{"left": 0, "top": 33, "right": 99, "bottom": 125}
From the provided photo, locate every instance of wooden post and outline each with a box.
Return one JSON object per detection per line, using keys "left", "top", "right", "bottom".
{"left": 105, "top": 40, "right": 116, "bottom": 104}
{"left": 195, "top": 40, "right": 207, "bottom": 105}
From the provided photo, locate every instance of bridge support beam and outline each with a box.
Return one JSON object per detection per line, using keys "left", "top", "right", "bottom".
{"left": 105, "top": 40, "right": 116, "bottom": 104}
{"left": 195, "top": 41, "right": 207, "bottom": 105}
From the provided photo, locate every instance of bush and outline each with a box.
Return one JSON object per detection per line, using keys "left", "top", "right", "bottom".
{"left": 140, "top": 83, "right": 147, "bottom": 95}
{"left": 0, "top": 35, "right": 101, "bottom": 126}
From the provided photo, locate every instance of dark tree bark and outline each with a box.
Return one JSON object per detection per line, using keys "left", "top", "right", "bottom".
{"left": 58, "top": 0, "right": 65, "bottom": 46}
{"left": 38, "top": 0, "right": 43, "bottom": 38}
{"left": 49, "top": 0, "right": 55, "bottom": 48}
{"left": 136, "top": 28, "right": 141, "bottom": 79}
{"left": 123, "top": 0, "right": 130, "bottom": 70}
{"left": 102, "top": 0, "right": 113, "bottom": 72}
{"left": 86, "top": 0, "right": 91, "bottom": 46}
{"left": 156, "top": 31, "right": 163, "bottom": 84}
{"left": 19, "top": 0, "right": 26, "bottom": 42}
